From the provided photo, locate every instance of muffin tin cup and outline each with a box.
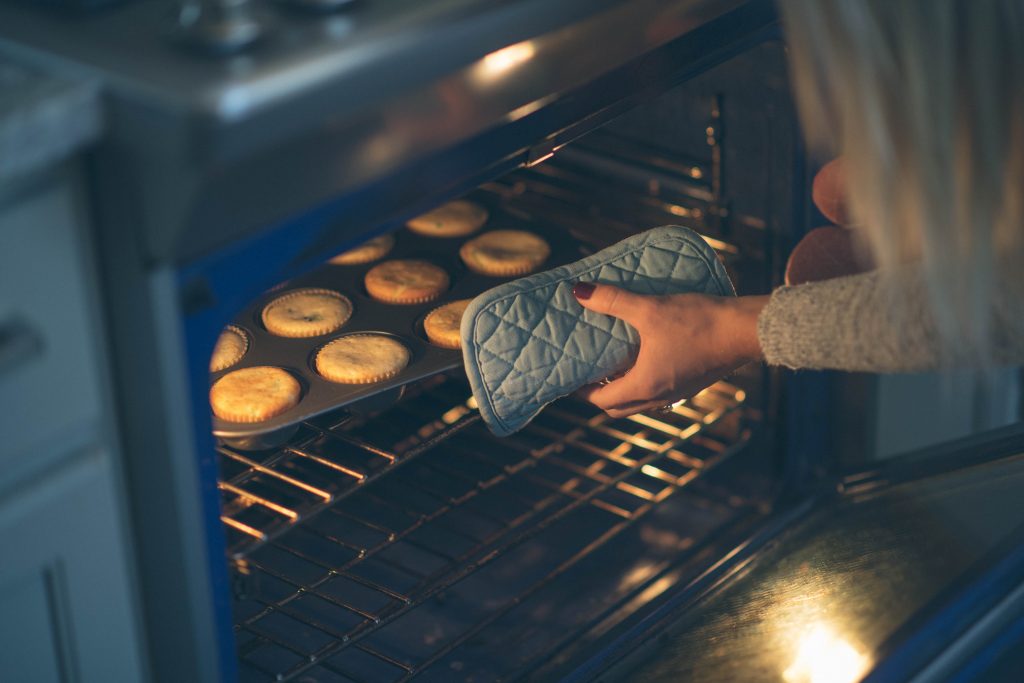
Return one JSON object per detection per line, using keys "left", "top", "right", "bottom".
{"left": 211, "top": 194, "right": 584, "bottom": 448}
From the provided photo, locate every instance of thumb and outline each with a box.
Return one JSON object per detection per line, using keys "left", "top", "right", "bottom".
{"left": 572, "top": 282, "right": 648, "bottom": 326}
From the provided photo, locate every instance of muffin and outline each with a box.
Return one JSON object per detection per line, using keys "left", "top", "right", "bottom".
{"left": 459, "top": 229, "right": 551, "bottom": 276}
{"left": 423, "top": 299, "right": 472, "bottom": 349}
{"left": 316, "top": 334, "right": 411, "bottom": 384}
{"left": 262, "top": 288, "right": 353, "bottom": 338}
{"left": 406, "top": 200, "right": 488, "bottom": 238}
{"left": 209, "top": 326, "right": 249, "bottom": 372}
{"left": 210, "top": 366, "right": 301, "bottom": 423}
{"left": 329, "top": 234, "right": 395, "bottom": 265}
{"left": 364, "top": 259, "right": 449, "bottom": 304}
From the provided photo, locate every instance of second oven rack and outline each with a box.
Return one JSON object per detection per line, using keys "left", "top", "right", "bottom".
{"left": 229, "top": 376, "right": 751, "bottom": 682}
{"left": 219, "top": 376, "right": 482, "bottom": 559}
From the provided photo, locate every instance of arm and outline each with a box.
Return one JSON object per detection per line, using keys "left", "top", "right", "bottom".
{"left": 574, "top": 265, "right": 1024, "bottom": 417}
{"left": 760, "top": 266, "right": 1024, "bottom": 372}
{"left": 571, "top": 282, "right": 766, "bottom": 418}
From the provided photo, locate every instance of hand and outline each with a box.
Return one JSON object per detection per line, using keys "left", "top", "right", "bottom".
{"left": 787, "top": 158, "right": 875, "bottom": 285}
{"left": 573, "top": 282, "right": 767, "bottom": 418}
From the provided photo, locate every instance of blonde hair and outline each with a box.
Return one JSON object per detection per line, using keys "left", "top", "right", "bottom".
{"left": 779, "top": 0, "right": 1024, "bottom": 364}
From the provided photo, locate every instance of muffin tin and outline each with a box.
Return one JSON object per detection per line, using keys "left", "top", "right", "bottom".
{"left": 211, "top": 196, "right": 584, "bottom": 449}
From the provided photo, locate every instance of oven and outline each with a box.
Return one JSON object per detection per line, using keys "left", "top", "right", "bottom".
{"left": 208, "top": 33, "right": 800, "bottom": 678}
{"left": 2, "top": 1, "right": 1024, "bottom": 682}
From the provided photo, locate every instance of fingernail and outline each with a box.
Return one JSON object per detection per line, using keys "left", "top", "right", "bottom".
{"left": 573, "top": 282, "right": 595, "bottom": 300}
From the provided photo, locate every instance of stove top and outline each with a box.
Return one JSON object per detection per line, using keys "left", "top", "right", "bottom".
{"left": 0, "top": 0, "right": 764, "bottom": 264}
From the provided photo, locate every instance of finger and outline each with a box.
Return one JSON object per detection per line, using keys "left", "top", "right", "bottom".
{"left": 576, "top": 382, "right": 604, "bottom": 404}
{"left": 812, "top": 157, "right": 849, "bottom": 226}
{"left": 785, "top": 225, "right": 873, "bottom": 285}
{"left": 604, "top": 400, "right": 669, "bottom": 419}
{"left": 572, "top": 282, "right": 649, "bottom": 327}
{"left": 584, "top": 364, "right": 652, "bottom": 413}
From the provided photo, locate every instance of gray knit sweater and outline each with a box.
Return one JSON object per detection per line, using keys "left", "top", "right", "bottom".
{"left": 757, "top": 268, "right": 1024, "bottom": 372}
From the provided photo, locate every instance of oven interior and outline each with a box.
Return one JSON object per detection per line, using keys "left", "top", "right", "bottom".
{"left": 217, "top": 40, "right": 804, "bottom": 682}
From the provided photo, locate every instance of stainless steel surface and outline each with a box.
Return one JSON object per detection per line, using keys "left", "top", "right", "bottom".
{"left": 0, "top": 0, "right": 740, "bottom": 121}
{"left": 0, "top": 56, "right": 100, "bottom": 182}
{"left": 173, "top": 0, "right": 266, "bottom": 53}
{"left": 226, "top": 373, "right": 752, "bottom": 681}
{"left": 0, "top": 0, "right": 759, "bottom": 263}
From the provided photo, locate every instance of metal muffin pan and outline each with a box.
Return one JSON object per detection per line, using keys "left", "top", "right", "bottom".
{"left": 211, "top": 197, "right": 584, "bottom": 448}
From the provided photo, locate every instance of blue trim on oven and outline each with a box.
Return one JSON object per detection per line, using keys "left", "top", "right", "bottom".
{"left": 178, "top": 188, "right": 389, "bottom": 683}
{"left": 861, "top": 525, "right": 1024, "bottom": 683}
{"left": 948, "top": 610, "right": 1024, "bottom": 682}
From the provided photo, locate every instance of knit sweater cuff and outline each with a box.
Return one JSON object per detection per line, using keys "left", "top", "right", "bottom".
{"left": 756, "top": 270, "right": 942, "bottom": 372}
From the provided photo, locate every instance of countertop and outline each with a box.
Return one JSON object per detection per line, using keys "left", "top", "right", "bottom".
{"left": 0, "top": 56, "right": 100, "bottom": 183}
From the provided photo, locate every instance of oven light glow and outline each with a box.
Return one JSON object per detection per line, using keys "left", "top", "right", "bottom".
{"left": 473, "top": 41, "right": 536, "bottom": 83}
{"left": 783, "top": 623, "right": 870, "bottom": 683}
{"left": 441, "top": 405, "right": 470, "bottom": 424}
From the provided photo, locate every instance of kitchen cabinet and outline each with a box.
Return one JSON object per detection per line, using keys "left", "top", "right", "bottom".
{"left": 0, "top": 447, "right": 145, "bottom": 682}
{"left": 0, "top": 55, "right": 148, "bottom": 682}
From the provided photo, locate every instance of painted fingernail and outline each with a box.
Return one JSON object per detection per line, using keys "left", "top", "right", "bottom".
{"left": 573, "top": 282, "right": 595, "bottom": 300}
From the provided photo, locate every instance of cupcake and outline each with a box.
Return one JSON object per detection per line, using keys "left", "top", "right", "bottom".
{"left": 209, "top": 326, "right": 249, "bottom": 372}
{"left": 329, "top": 234, "right": 395, "bottom": 266}
{"left": 459, "top": 230, "right": 551, "bottom": 276}
{"left": 210, "top": 366, "right": 301, "bottom": 423}
{"left": 423, "top": 299, "right": 472, "bottom": 350}
{"left": 262, "top": 288, "right": 353, "bottom": 338}
{"left": 364, "top": 259, "right": 449, "bottom": 304}
{"left": 316, "top": 334, "right": 411, "bottom": 384}
{"left": 406, "top": 200, "right": 488, "bottom": 238}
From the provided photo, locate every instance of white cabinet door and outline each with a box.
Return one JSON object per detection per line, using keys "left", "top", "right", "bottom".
{"left": 0, "top": 449, "right": 146, "bottom": 682}
{"left": 0, "top": 173, "right": 106, "bottom": 480}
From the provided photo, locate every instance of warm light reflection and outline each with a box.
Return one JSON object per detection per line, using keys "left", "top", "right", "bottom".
{"left": 783, "top": 623, "right": 870, "bottom": 683}
{"left": 441, "top": 404, "right": 471, "bottom": 424}
{"left": 473, "top": 41, "right": 536, "bottom": 83}
{"left": 619, "top": 563, "right": 659, "bottom": 590}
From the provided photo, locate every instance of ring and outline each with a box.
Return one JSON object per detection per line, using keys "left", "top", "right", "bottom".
{"left": 657, "top": 404, "right": 676, "bottom": 414}
{"left": 599, "top": 376, "right": 614, "bottom": 385}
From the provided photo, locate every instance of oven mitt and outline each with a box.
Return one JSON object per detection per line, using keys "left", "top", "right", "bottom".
{"left": 461, "top": 225, "right": 735, "bottom": 436}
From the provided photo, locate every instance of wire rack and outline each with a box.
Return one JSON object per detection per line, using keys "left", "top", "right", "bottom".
{"left": 217, "top": 136, "right": 737, "bottom": 563}
{"left": 228, "top": 376, "right": 751, "bottom": 682}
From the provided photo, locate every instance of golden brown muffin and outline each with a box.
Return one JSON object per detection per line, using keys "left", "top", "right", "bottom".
{"left": 261, "top": 288, "right": 353, "bottom": 338}
{"left": 406, "top": 200, "right": 488, "bottom": 238}
{"left": 329, "top": 234, "right": 396, "bottom": 265}
{"left": 364, "top": 259, "right": 449, "bottom": 304}
{"left": 423, "top": 299, "right": 472, "bottom": 349}
{"left": 315, "top": 334, "right": 411, "bottom": 384}
{"left": 459, "top": 229, "right": 551, "bottom": 276}
{"left": 209, "top": 326, "right": 249, "bottom": 372}
{"left": 210, "top": 366, "right": 301, "bottom": 423}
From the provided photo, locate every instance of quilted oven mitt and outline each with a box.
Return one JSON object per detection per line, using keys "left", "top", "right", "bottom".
{"left": 460, "top": 225, "right": 735, "bottom": 436}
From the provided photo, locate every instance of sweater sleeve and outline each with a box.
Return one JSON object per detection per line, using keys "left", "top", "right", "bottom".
{"left": 756, "top": 268, "right": 1024, "bottom": 372}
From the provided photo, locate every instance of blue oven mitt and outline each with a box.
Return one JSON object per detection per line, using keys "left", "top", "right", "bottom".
{"left": 460, "top": 225, "right": 735, "bottom": 436}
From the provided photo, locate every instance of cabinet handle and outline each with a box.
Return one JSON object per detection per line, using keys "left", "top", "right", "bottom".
{"left": 0, "top": 316, "right": 43, "bottom": 378}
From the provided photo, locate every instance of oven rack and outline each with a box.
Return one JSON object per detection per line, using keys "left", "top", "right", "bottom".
{"left": 230, "top": 377, "right": 750, "bottom": 682}
{"left": 216, "top": 131, "right": 743, "bottom": 562}
{"left": 480, "top": 139, "right": 735, "bottom": 259}
{"left": 219, "top": 376, "right": 483, "bottom": 559}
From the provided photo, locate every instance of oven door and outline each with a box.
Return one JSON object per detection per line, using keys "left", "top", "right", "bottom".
{"left": 569, "top": 424, "right": 1024, "bottom": 683}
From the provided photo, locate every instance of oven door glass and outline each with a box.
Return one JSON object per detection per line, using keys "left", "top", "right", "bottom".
{"left": 596, "top": 442, "right": 1024, "bottom": 683}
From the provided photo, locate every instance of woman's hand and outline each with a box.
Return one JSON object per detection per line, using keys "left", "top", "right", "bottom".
{"left": 573, "top": 282, "right": 767, "bottom": 418}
